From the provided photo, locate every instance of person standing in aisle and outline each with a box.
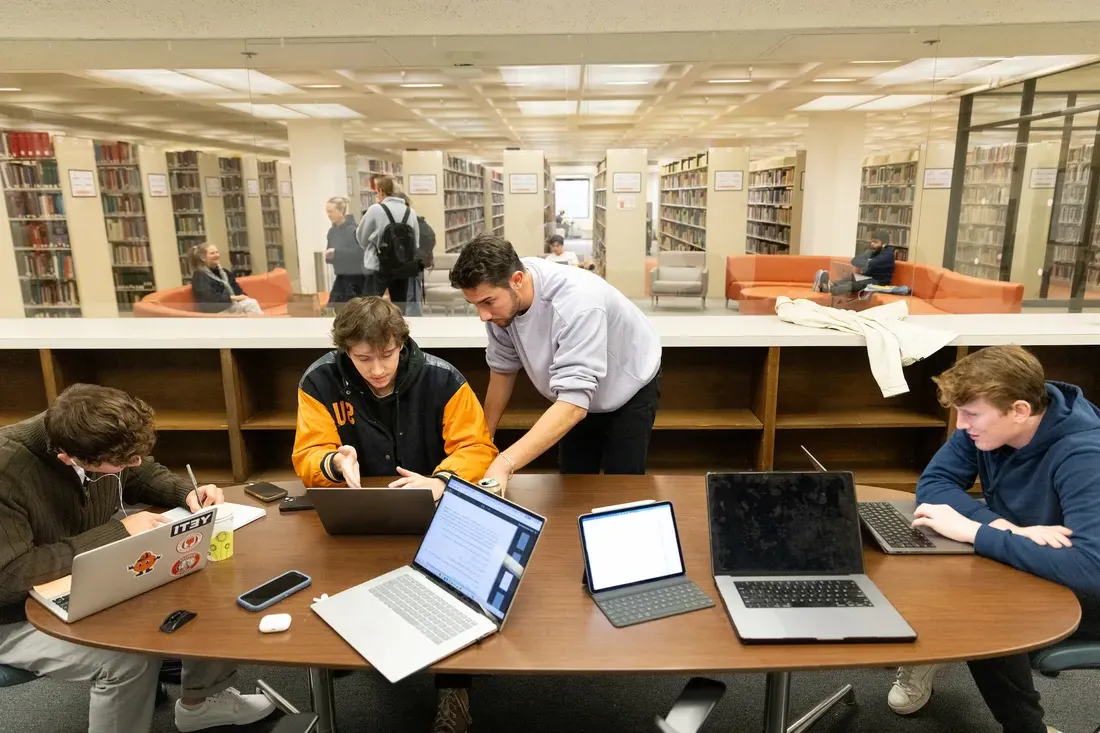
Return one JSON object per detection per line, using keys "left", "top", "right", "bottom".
{"left": 188, "top": 243, "right": 263, "bottom": 314}
{"left": 394, "top": 192, "right": 436, "bottom": 317}
{"left": 449, "top": 233, "right": 662, "bottom": 493}
{"left": 355, "top": 176, "right": 419, "bottom": 308}
{"left": 324, "top": 196, "right": 366, "bottom": 306}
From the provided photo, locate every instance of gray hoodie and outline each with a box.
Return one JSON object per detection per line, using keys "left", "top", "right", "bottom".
{"left": 355, "top": 196, "right": 420, "bottom": 274}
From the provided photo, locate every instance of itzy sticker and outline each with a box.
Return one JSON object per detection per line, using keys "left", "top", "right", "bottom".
{"left": 170, "top": 510, "right": 214, "bottom": 537}
{"left": 128, "top": 551, "right": 162, "bottom": 577}
{"left": 171, "top": 553, "right": 201, "bottom": 577}
{"left": 176, "top": 533, "right": 203, "bottom": 554}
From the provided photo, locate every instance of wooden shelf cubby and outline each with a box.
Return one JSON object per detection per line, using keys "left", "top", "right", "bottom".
{"left": 4, "top": 341, "right": 1093, "bottom": 492}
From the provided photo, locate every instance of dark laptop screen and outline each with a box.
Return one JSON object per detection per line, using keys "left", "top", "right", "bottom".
{"left": 706, "top": 472, "right": 864, "bottom": 576}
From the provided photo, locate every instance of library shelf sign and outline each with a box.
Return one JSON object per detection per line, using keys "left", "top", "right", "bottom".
{"left": 714, "top": 170, "right": 744, "bottom": 192}
{"left": 509, "top": 173, "right": 539, "bottom": 194}
{"left": 204, "top": 176, "right": 222, "bottom": 197}
{"left": 246, "top": 179, "right": 260, "bottom": 197}
{"left": 147, "top": 173, "right": 169, "bottom": 198}
{"left": 407, "top": 174, "right": 437, "bottom": 196}
{"left": 68, "top": 169, "right": 96, "bottom": 198}
{"left": 923, "top": 168, "right": 953, "bottom": 189}
{"left": 612, "top": 172, "right": 642, "bottom": 194}
{"left": 1030, "top": 168, "right": 1058, "bottom": 189}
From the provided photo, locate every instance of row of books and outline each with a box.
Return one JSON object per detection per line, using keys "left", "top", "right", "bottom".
{"left": 113, "top": 243, "right": 153, "bottom": 266}
{"left": 228, "top": 231, "right": 249, "bottom": 252}
{"left": 963, "top": 188, "right": 1010, "bottom": 205}
{"left": 444, "top": 191, "right": 484, "bottom": 210}
{"left": 662, "top": 209, "right": 706, "bottom": 229}
{"left": 748, "top": 189, "right": 793, "bottom": 206}
{"left": 116, "top": 291, "right": 149, "bottom": 309}
{"left": 173, "top": 193, "right": 202, "bottom": 211}
{"left": 98, "top": 166, "right": 141, "bottom": 192}
{"left": 746, "top": 239, "right": 787, "bottom": 255}
{"left": 747, "top": 223, "right": 791, "bottom": 245}
{"left": 174, "top": 215, "right": 206, "bottom": 234}
{"left": 23, "top": 280, "right": 79, "bottom": 307}
{"left": 859, "top": 205, "right": 913, "bottom": 226}
{"left": 445, "top": 210, "right": 485, "bottom": 230}
{"left": 221, "top": 177, "right": 244, "bottom": 195}
{"left": 266, "top": 246, "right": 285, "bottom": 266}
{"left": 959, "top": 207, "right": 1008, "bottom": 226}
{"left": 261, "top": 194, "right": 279, "bottom": 211}
{"left": 1, "top": 161, "right": 60, "bottom": 189}
{"left": 2, "top": 131, "right": 54, "bottom": 159}
{"left": 228, "top": 252, "right": 251, "bottom": 272}
{"left": 663, "top": 153, "right": 708, "bottom": 175}
{"left": 170, "top": 171, "right": 200, "bottom": 191}
{"left": 10, "top": 221, "right": 69, "bottom": 248}
{"left": 101, "top": 193, "right": 145, "bottom": 215}
{"left": 661, "top": 189, "right": 706, "bottom": 208}
{"left": 862, "top": 162, "right": 917, "bottom": 187}
{"left": 444, "top": 171, "right": 482, "bottom": 192}
{"left": 6, "top": 191, "right": 65, "bottom": 218}
{"left": 662, "top": 170, "right": 706, "bottom": 190}
{"left": 223, "top": 193, "right": 245, "bottom": 212}
{"left": 219, "top": 157, "right": 242, "bottom": 173}
{"left": 105, "top": 217, "right": 148, "bottom": 241}
{"left": 264, "top": 230, "right": 283, "bottom": 247}
{"left": 957, "top": 224, "right": 1004, "bottom": 246}
{"left": 491, "top": 204, "right": 504, "bottom": 216}
{"left": 263, "top": 211, "right": 280, "bottom": 228}
{"left": 225, "top": 212, "right": 246, "bottom": 231}
{"left": 963, "top": 166, "right": 1012, "bottom": 185}
{"left": 257, "top": 160, "right": 277, "bottom": 176}
{"left": 748, "top": 206, "right": 792, "bottom": 225}
{"left": 94, "top": 141, "right": 137, "bottom": 164}
{"left": 167, "top": 151, "right": 199, "bottom": 169}
{"left": 18, "top": 251, "right": 74, "bottom": 279}
{"left": 750, "top": 168, "right": 793, "bottom": 188}
{"left": 444, "top": 155, "right": 483, "bottom": 177}
{"left": 968, "top": 144, "right": 1016, "bottom": 164}
{"left": 113, "top": 270, "right": 155, "bottom": 288}
{"left": 859, "top": 224, "right": 910, "bottom": 248}
{"left": 660, "top": 222, "right": 705, "bottom": 249}
{"left": 860, "top": 190, "right": 914, "bottom": 205}
{"left": 955, "top": 261, "right": 1002, "bottom": 280}
{"left": 445, "top": 221, "right": 486, "bottom": 252}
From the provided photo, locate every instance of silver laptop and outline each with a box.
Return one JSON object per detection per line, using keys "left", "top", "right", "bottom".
{"left": 706, "top": 471, "right": 916, "bottom": 643}
{"left": 801, "top": 445, "right": 974, "bottom": 555}
{"left": 30, "top": 507, "right": 217, "bottom": 623}
{"left": 308, "top": 487, "right": 436, "bottom": 535}
{"left": 312, "top": 475, "right": 546, "bottom": 682}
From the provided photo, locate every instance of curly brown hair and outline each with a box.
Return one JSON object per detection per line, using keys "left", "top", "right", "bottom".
{"left": 45, "top": 384, "right": 157, "bottom": 465}
{"left": 934, "top": 345, "right": 1049, "bottom": 415}
{"left": 331, "top": 296, "right": 409, "bottom": 352}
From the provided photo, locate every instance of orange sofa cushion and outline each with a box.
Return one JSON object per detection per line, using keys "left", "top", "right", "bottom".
{"left": 930, "top": 270, "right": 1023, "bottom": 314}
{"left": 867, "top": 293, "right": 951, "bottom": 315}
{"left": 891, "top": 261, "right": 946, "bottom": 300}
{"left": 725, "top": 255, "right": 833, "bottom": 299}
{"left": 134, "top": 268, "right": 314, "bottom": 318}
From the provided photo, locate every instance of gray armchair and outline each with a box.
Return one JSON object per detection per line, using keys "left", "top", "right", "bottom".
{"left": 423, "top": 253, "right": 471, "bottom": 315}
{"left": 650, "top": 251, "right": 708, "bottom": 308}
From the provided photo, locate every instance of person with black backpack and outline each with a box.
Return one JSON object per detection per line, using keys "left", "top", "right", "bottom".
{"left": 355, "top": 176, "right": 419, "bottom": 307}
{"left": 395, "top": 193, "right": 436, "bottom": 316}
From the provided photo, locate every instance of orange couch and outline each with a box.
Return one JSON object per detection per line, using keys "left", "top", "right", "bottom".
{"left": 134, "top": 268, "right": 329, "bottom": 318}
{"left": 725, "top": 255, "right": 1023, "bottom": 315}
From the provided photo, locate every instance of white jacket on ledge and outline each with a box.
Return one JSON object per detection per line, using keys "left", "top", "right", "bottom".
{"left": 774, "top": 297, "right": 957, "bottom": 398}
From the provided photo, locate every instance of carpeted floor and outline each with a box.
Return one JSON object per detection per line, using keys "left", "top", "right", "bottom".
{"left": 3, "top": 661, "right": 1098, "bottom": 732}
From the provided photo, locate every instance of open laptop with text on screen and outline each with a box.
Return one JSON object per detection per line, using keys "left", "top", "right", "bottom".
{"left": 311, "top": 475, "right": 546, "bottom": 683}
{"left": 706, "top": 471, "right": 915, "bottom": 643}
{"left": 801, "top": 445, "right": 974, "bottom": 555}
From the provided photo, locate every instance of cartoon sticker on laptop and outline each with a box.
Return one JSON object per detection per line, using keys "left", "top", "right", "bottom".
{"left": 176, "top": 533, "right": 203, "bottom": 554}
{"left": 171, "top": 553, "right": 201, "bottom": 577}
{"left": 128, "top": 551, "right": 162, "bottom": 577}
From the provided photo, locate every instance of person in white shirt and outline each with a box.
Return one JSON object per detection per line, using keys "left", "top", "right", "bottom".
{"left": 543, "top": 235, "right": 579, "bottom": 267}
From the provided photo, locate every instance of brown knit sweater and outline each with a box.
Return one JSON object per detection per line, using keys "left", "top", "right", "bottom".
{"left": 0, "top": 415, "right": 193, "bottom": 624}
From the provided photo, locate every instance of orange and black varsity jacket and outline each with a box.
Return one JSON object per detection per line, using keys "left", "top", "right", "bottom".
{"left": 292, "top": 338, "right": 496, "bottom": 486}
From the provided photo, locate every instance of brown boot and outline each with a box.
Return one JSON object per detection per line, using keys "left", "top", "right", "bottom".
{"left": 432, "top": 687, "right": 472, "bottom": 733}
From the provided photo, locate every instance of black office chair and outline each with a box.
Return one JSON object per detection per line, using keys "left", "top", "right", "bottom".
{"left": 655, "top": 678, "right": 727, "bottom": 733}
{"left": 1030, "top": 639, "right": 1100, "bottom": 733}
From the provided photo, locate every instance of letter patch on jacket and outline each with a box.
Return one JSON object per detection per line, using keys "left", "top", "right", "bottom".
{"left": 332, "top": 401, "right": 355, "bottom": 426}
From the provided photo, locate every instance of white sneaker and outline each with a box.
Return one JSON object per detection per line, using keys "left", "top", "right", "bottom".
{"left": 887, "top": 664, "right": 942, "bottom": 715}
{"left": 174, "top": 687, "right": 277, "bottom": 732}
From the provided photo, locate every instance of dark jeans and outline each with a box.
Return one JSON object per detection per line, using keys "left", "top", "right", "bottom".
{"left": 558, "top": 370, "right": 660, "bottom": 474}
{"left": 829, "top": 274, "right": 873, "bottom": 296}
{"left": 329, "top": 274, "right": 367, "bottom": 305}
{"left": 969, "top": 609, "right": 1100, "bottom": 733}
{"left": 365, "top": 273, "right": 409, "bottom": 306}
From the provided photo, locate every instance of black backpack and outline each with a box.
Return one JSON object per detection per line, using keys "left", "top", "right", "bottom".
{"left": 376, "top": 203, "right": 417, "bottom": 277}
{"left": 415, "top": 216, "right": 436, "bottom": 272}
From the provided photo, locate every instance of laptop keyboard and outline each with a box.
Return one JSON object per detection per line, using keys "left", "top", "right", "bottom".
{"left": 859, "top": 502, "right": 936, "bottom": 549}
{"left": 734, "top": 580, "right": 873, "bottom": 609}
{"left": 597, "top": 581, "right": 714, "bottom": 628}
{"left": 370, "top": 574, "right": 477, "bottom": 645}
{"left": 52, "top": 594, "right": 70, "bottom": 611}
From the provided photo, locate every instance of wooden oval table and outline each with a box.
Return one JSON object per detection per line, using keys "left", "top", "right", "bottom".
{"left": 28, "top": 475, "right": 1081, "bottom": 733}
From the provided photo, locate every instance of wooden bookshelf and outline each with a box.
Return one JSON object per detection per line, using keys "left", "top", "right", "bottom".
{"left": 485, "top": 169, "right": 504, "bottom": 237}
{"left": 94, "top": 141, "right": 155, "bottom": 313}
{"left": 218, "top": 156, "right": 251, "bottom": 276}
{"left": 0, "top": 130, "right": 81, "bottom": 317}
{"left": 543, "top": 158, "right": 555, "bottom": 243}
{"left": 1, "top": 341, "right": 1094, "bottom": 491}
{"left": 1047, "top": 143, "right": 1100, "bottom": 296}
{"left": 593, "top": 159, "right": 607, "bottom": 274}
{"left": 167, "top": 151, "right": 228, "bottom": 283}
{"left": 659, "top": 151, "right": 708, "bottom": 253}
{"left": 257, "top": 160, "right": 284, "bottom": 270}
{"left": 859, "top": 152, "right": 919, "bottom": 262}
{"left": 955, "top": 143, "right": 1015, "bottom": 281}
{"left": 443, "top": 154, "right": 487, "bottom": 253}
{"left": 747, "top": 152, "right": 806, "bottom": 255}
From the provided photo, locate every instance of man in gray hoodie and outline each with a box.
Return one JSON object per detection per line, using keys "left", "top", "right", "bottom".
{"left": 450, "top": 233, "right": 662, "bottom": 493}
{"left": 355, "top": 176, "right": 419, "bottom": 307}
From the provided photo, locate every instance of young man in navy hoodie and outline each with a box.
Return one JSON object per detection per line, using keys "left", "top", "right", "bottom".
{"left": 887, "top": 345, "right": 1100, "bottom": 733}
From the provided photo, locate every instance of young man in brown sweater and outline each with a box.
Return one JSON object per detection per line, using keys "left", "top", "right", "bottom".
{"left": 0, "top": 384, "right": 276, "bottom": 733}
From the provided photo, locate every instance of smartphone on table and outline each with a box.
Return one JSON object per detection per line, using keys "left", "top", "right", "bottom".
{"left": 244, "top": 482, "right": 289, "bottom": 503}
{"left": 237, "top": 570, "right": 312, "bottom": 612}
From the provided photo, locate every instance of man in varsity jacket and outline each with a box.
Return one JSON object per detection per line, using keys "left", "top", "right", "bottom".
{"left": 292, "top": 296, "right": 495, "bottom": 732}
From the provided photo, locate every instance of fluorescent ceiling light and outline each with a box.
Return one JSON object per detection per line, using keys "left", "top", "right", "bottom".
{"left": 867, "top": 57, "right": 1004, "bottom": 86}
{"left": 501, "top": 66, "right": 582, "bottom": 90}
{"left": 219, "top": 102, "right": 308, "bottom": 119}
{"left": 580, "top": 100, "right": 642, "bottom": 115}
{"left": 852, "top": 94, "right": 944, "bottom": 110}
{"left": 946, "top": 55, "right": 1097, "bottom": 84}
{"left": 813, "top": 78, "right": 854, "bottom": 83}
{"left": 284, "top": 103, "right": 362, "bottom": 118}
{"left": 517, "top": 100, "right": 578, "bottom": 115}
{"left": 851, "top": 60, "right": 902, "bottom": 64}
{"left": 88, "top": 69, "right": 231, "bottom": 95}
{"left": 605, "top": 80, "right": 649, "bottom": 86}
{"left": 179, "top": 69, "right": 300, "bottom": 95}
{"left": 794, "top": 95, "right": 880, "bottom": 111}
{"left": 707, "top": 79, "right": 751, "bottom": 84}
{"left": 401, "top": 83, "right": 443, "bottom": 88}
{"left": 304, "top": 84, "right": 341, "bottom": 89}
{"left": 0, "top": 87, "right": 20, "bottom": 92}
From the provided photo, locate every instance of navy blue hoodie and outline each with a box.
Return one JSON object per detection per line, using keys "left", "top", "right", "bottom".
{"left": 917, "top": 382, "right": 1100, "bottom": 607}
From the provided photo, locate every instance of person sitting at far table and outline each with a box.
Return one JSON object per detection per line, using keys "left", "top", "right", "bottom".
{"left": 886, "top": 345, "right": 1100, "bottom": 733}
{"left": 0, "top": 384, "right": 277, "bottom": 733}
{"left": 292, "top": 296, "right": 496, "bottom": 733}
{"left": 188, "top": 242, "right": 263, "bottom": 315}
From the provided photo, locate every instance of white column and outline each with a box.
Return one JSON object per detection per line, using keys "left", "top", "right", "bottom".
{"left": 287, "top": 120, "right": 347, "bottom": 294}
{"left": 800, "top": 113, "right": 866, "bottom": 257}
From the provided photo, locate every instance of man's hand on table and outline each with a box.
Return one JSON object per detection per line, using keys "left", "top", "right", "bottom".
{"left": 185, "top": 484, "right": 224, "bottom": 512}
{"left": 912, "top": 503, "right": 981, "bottom": 544}
{"left": 1010, "top": 524, "right": 1074, "bottom": 549}
{"left": 332, "top": 445, "right": 361, "bottom": 488}
{"left": 388, "top": 467, "right": 446, "bottom": 502}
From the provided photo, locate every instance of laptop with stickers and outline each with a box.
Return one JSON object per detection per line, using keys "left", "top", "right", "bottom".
{"left": 30, "top": 507, "right": 217, "bottom": 623}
